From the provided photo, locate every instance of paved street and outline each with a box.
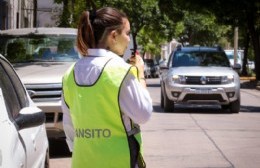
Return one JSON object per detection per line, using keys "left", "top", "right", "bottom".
{"left": 50, "top": 78, "right": 260, "bottom": 168}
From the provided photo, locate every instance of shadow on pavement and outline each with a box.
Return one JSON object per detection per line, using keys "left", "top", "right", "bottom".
{"left": 240, "top": 80, "right": 257, "bottom": 89}
{"left": 154, "top": 104, "right": 260, "bottom": 114}
{"left": 240, "top": 105, "right": 260, "bottom": 113}
{"left": 153, "top": 104, "right": 234, "bottom": 114}
{"left": 49, "top": 138, "right": 72, "bottom": 158}
{"left": 147, "top": 83, "right": 160, "bottom": 87}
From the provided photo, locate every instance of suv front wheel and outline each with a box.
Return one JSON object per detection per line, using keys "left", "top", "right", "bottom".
{"left": 221, "top": 97, "right": 240, "bottom": 113}
{"left": 160, "top": 86, "right": 164, "bottom": 108}
{"left": 229, "top": 97, "right": 240, "bottom": 113}
{"left": 161, "top": 85, "right": 175, "bottom": 112}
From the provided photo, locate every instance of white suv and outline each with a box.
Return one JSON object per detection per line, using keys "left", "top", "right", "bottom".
{"left": 0, "top": 54, "right": 49, "bottom": 168}
{"left": 0, "top": 27, "right": 79, "bottom": 138}
{"left": 160, "top": 46, "right": 241, "bottom": 113}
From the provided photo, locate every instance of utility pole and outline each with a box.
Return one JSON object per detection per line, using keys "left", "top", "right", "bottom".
{"left": 33, "top": 0, "right": 37, "bottom": 27}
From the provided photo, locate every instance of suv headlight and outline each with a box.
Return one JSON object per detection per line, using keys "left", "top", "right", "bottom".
{"left": 221, "top": 75, "right": 234, "bottom": 84}
{"left": 172, "top": 75, "right": 186, "bottom": 84}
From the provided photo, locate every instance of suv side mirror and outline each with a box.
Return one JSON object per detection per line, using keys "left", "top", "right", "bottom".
{"left": 159, "top": 60, "right": 169, "bottom": 70}
{"left": 233, "top": 63, "right": 241, "bottom": 70}
{"left": 159, "top": 65, "right": 169, "bottom": 70}
{"left": 15, "top": 107, "right": 45, "bottom": 130}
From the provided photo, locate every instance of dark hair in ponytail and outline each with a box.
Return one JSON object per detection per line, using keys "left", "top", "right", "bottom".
{"left": 76, "top": 7, "right": 128, "bottom": 56}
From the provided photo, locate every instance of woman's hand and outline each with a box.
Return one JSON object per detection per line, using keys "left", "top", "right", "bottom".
{"left": 128, "top": 53, "right": 147, "bottom": 88}
{"left": 128, "top": 53, "right": 145, "bottom": 78}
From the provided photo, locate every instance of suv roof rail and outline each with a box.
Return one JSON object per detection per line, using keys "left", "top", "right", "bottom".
{"left": 213, "top": 44, "right": 223, "bottom": 51}
{"left": 176, "top": 44, "right": 182, "bottom": 50}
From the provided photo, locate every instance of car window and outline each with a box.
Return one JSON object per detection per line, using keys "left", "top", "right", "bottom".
{"left": 0, "top": 60, "right": 28, "bottom": 118}
{"left": 0, "top": 35, "right": 78, "bottom": 63}
{"left": 226, "top": 53, "right": 241, "bottom": 59}
{"left": 172, "top": 51, "right": 230, "bottom": 67}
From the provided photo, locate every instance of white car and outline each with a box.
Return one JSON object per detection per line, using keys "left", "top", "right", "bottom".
{"left": 0, "top": 54, "right": 49, "bottom": 168}
{"left": 247, "top": 59, "right": 255, "bottom": 70}
{"left": 224, "top": 50, "right": 243, "bottom": 67}
{"left": 0, "top": 27, "right": 78, "bottom": 138}
{"left": 160, "top": 46, "right": 241, "bottom": 113}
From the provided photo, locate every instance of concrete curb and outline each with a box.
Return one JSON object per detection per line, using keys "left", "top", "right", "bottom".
{"left": 240, "top": 76, "right": 256, "bottom": 80}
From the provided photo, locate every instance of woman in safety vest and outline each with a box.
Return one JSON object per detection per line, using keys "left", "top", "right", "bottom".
{"left": 62, "top": 7, "right": 152, "bottom": 168}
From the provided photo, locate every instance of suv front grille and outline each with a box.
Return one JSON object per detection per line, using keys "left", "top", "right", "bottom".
{"left": 185, "top": 76, "right": 221, "bottom": 85}
{"left": 183, "top": 94, "right": 225, "bottom": 102}
{"left": 26, "top": 83, "right": 62, "bottom": 102}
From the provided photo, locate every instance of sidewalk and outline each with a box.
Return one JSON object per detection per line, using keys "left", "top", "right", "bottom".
{"left": 240, "top": 76, "right": 260, "bottom": 90}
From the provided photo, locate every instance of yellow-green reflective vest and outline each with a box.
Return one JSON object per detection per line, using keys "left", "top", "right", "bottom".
{"left": 63, "top": 59, "right": 144, "bottom": 168}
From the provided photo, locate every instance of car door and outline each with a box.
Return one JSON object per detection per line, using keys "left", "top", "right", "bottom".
{"left": 0, "top": 56, "right": 48, "bottom": 168}
{"left": 0, "top": 59, "right": 27, "bottom": 167}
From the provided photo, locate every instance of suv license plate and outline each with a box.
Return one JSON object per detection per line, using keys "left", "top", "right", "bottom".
{"left": 195, "top": 89, "right": 210, "bottom": 94}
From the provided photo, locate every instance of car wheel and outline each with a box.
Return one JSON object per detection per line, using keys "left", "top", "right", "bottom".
{"left": 221, "top": 104, "right": 229, "bottom": 110}
{"left": 160, "top": 86, "right": 164, "bottom": 108}
{"left": 44, "top": 149, "right": 50, "bottom": 168}
{"left": 229, "top": 98, "right": 240, "bottom": 113}
{"left": 163, "top": 88, "right": 174, "bottom": 112}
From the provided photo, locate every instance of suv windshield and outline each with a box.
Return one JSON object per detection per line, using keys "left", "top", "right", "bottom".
{"left": 172, "top": 51, "right": 230, "bottom": 67}
{"left": 0, "top": 35, "right": 78, "bottom": 63}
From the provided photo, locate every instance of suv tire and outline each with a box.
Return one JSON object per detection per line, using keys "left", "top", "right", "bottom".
{"left": 221, "top": 104, "right": 229, "bottom": 110}
{"left": 160, "top": 86, "right": 164, "bottom": 108}
{"left": 229, "top": 97, "right": 240, "bottom": 113}
{"left": 163, "top": 87, "right": 174, "bottom": 112}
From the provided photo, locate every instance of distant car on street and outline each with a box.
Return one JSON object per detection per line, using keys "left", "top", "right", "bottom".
{"left": 224, "top": 50, "right": 243, "bottom": 73}
{"left": 144, "top": 59, "right": 160, "bottom": 78}
{"left": 247, "top": 59, "right": 255, "bottom": 70}
{"left": 0, "top": 54, "right": 49, "bottom": 168}
{"left": 160, "top": 46, "right": 241, "bottom": 113}
{"left": 0, "top": 27, "right": 79, "bottom": 138}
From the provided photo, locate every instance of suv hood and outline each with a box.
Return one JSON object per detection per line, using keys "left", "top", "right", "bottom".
{"left": 171, "top": 66, "right": 236, "bottom": 76}
{"left": 13, "top": 62, "right": 75, "bottom": 84}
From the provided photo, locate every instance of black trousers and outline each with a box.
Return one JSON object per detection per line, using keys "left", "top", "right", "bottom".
{"left": 128, "top": 135, "right": 139, "bottom": 168}
{"left": 128, "top": 135, "right": 146, "bottom": 168}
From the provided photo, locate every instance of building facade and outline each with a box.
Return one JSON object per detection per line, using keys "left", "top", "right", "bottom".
{"left": 37, "top": 0, "right": 62, "bottom": 27}
{"left": 0, "top": 0, "right": 35, "bottom": 30}
{"left": 161, "top": 39, "right": 180, "bottom": 61}
{"left": 0, "top": 0, "right": 61, "bottom": 30}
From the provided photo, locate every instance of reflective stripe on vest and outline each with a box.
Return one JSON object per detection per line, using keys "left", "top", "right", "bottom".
{"left": 62, "top": 59, "right": 143, "bottom": 168}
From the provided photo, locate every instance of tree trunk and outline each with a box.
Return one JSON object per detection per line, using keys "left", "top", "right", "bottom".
{"left": 86, "top": 0, "right": 96, "bottom": 10}
{"left": 59, "top": 0, "right": 70, "bottom": 27}
{"left": 241, "top": 32, "right": 250, "bottom": 76}
{"left": 33, "top": 0, "right": 37, "bottom": 27}
{"left": 247, "top": 12, "right": 260, "bottom": 81}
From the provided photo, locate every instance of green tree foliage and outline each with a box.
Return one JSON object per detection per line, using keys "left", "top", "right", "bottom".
{"left": 159, "top": 0, "right": 260, "bottom": 80}
{"left": 54, "top": 0, "right": 172, "bottom": 58}
{"left": 54, "top": 0, "right": 71, "bottom": 27}
{"left": 176, "top": 11, "right": 230, "bottom": 46}
{"left": 7, "top": 41, "right": 27, "bottom": 62}
{"left": 98, "top": 0, "right": 166, "bottom": 53}
{"left": 138, "top": 25, "right": 166, "bottom": 57}
{"left": 159, "top": 0, "right": 230, "bottom": 47}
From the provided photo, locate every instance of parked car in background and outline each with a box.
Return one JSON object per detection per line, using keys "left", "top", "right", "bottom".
{"left": 160, "top": 46, "right": 241, "bottom": 113}
{"left": 144, "top": 63, "right": 151, "bottom": 78}
{"left": 0, "top": 54, "right": 49, "bottom": 168}
{"left": 247, "top": 59, "right": 255, "bottom": 70}
{"left": 0, "top": 27, "right": 79, "bottom": 138}
{"left": 224, "top": 50, "right": 243, "bottom": 69}
{"left": 144, "top": 59, "right": 160, "bottom": 78}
